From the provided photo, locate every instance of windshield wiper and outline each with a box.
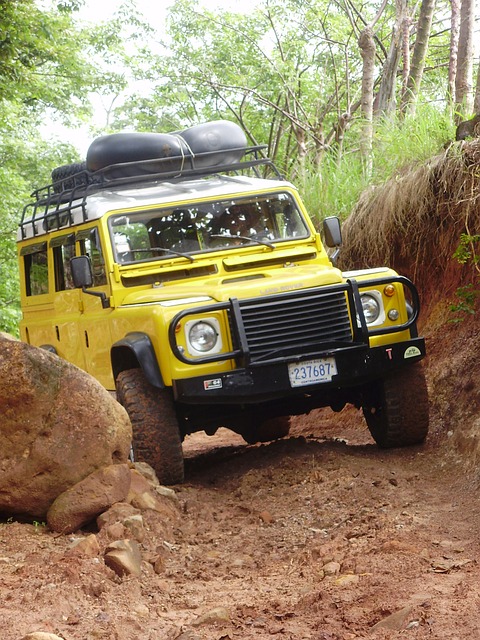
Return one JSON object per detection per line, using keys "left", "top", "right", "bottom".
{"left": 128, "top": 247, "right": 195, "bottom": 263}
{"left": 209, "top": 234, "right": 275, "bottom": 250}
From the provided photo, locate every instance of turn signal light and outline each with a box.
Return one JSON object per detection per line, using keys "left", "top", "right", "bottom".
{"left": 384, "top": 284, "right": 396, "bottom": 297}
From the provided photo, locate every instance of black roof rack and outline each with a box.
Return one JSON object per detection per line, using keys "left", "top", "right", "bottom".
{"left": 19, "top": 145, "right": 284, "bottom": 239}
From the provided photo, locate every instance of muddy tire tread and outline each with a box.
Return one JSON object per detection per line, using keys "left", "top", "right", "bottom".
{"left": 116, "top": 368, "right": 184, "bottom": 484}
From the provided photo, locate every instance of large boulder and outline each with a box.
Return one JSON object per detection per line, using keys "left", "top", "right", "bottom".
{"left": 0, "top": 336, "right": 132, "bottom": 518}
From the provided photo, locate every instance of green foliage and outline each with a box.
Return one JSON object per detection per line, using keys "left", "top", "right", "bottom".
{"left": 450, "top": 234, "right": 480, "bottom": 321}
{"left": 0, "top": 0, "right": 137, "bottom": 334}
{"left": 297, "top": 107, "right": 454, "bottom": 226}
{"left": 372, "top": 106, "right": 455, "bottom": 180}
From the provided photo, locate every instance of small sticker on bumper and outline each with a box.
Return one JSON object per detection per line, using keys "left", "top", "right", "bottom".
{"left": 404, "top": 346, "right": 421, "bottom": 359}
{"left": 204, "top": 378, "right": 223, "bottom": 390}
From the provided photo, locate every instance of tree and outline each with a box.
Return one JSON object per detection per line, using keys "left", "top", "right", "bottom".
{"left": 447, "top": 0, "right": 461, "bottom": 108}
{"left": 358, "top": 26, "right": 376, "bottom": 174}
{"left": 455, "top": 0, "right": 476, "bottom": 117}
{"left": 375, "top": 0, "right": 408, "bottom": 115}
{"left": 474, "top": 59, "right": 480, "bottom": 113}
{"left": 400, "top": 0, "right": 437, "bottom": 115}
{"left": 0, "top": 0, "right": 136, "bottom": 333}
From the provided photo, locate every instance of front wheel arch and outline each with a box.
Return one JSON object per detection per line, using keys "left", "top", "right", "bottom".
{"left": 111, "top": 332, "right": 164, "bottom": 388}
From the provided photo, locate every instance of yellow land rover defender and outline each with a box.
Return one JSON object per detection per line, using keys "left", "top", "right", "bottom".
{"left": 17, "top": 120, "right": 429, "bottom": 485}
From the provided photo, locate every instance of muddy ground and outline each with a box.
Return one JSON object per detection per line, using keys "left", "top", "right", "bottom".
{"left": 2, "top": 287, "right": 480, "bottom": 640}
{"left": 1, "top": 355, "right": 480, "bottom": 640}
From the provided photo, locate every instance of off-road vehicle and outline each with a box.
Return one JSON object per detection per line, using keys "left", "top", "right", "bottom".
{"left": 17, "top": 120, "right": 429, "bottom": 484}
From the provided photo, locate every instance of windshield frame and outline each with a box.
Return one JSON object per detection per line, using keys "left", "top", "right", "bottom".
{"left": 108, "top": 191, "right": 310, "bottom": 265}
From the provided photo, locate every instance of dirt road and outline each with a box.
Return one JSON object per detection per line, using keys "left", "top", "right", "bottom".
{"left": 1, "top": 404, "right": 479, "bottom": 640}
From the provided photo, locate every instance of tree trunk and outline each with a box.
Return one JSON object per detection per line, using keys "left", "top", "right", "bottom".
{"left": 401, "top": 16, "right": 412, "bottom": 98}
{"left": 455, "top": 0, "right": 475, "bottom": 118}
{"left": 400, "top": 0, "right": 436, "bottom": 115}
{"left": 376, "top": 0, "right": 408, "bottom": 115}
{"left": 447, "top": 0, "right": 461, "bottom": 108}
{"left": 358, "top": 26, "right": 376, "bottom": 176}
{"left": 474, "top": 61, "right": 480, "bottom": 115}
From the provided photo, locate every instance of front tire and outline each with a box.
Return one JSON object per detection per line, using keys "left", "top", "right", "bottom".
{"left": 362, "top": 362, "right": 429, "bottom": 448}
{"left": 116, "top": 368, "right": 184, "bottom": 485}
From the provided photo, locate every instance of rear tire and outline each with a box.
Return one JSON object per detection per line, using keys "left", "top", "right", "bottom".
{"left": 116, "top": 368, "right": 184, "bottom": 485}
{"left": 362, "top": 362, "right": 429, "bottom": 448}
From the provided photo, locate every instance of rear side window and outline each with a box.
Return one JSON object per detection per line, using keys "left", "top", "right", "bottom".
{"left": 21, "top": 243, "right": 49, "bottom": 296}
{"left": 51, "top": 234, "right": 76, "bottom": 291}
{"left": 78, "top": 227, "right": 107, "bottom": 286}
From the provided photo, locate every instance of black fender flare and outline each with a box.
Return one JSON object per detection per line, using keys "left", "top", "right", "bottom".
{"left": 111, "top": 332, "right": 164, "bottom": 388}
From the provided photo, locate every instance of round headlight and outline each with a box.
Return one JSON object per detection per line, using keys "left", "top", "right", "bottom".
{"left": 188, "top": 321, "right": 218, "bottom": 352}
{"left": 361, "top": 294, "right": 380, "bottom": 324}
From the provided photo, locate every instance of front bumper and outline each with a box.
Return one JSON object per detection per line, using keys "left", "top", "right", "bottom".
{"left": 172, "top": 336, "right": 426, "bottom": 405}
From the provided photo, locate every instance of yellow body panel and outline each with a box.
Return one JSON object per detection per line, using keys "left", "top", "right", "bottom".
{"left": 18, "top": 178, "right": 419, "bottom": 391}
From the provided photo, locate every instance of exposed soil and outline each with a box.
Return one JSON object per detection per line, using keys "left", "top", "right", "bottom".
{"left": 4, "top": 132, "right": 480, "bottom": 638}
{"left": 2, "top": 300, "right": 480, "bottom": 639}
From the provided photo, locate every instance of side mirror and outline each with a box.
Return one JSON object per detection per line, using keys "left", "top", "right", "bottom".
{"left": 70, "top": 255, "right": 110, "bottom": 309}
{"left": 323, "top": 216, "right": 342, "bottom": 248}
{"left": 322, "top": 216, "right": 342, "bottom": 266}
{"left": 70, "top": 255, "right": 94, "bottom": 288}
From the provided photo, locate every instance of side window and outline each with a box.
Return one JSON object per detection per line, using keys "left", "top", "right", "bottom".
{"left": 79, "top": 228, "right": 107, "bottom": 286}
{"left": 22, "top": 243, "right": 49, "bottom": 296}
{"left": 51, "top": 234, "right": 76, "bottom": 291}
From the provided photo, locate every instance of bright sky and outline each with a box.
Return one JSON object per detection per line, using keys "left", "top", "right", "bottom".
{"left": 78, "top": 0, "right": 256, "bottom": 23}
{"left": 42, "top": 0, "right": 257, "bottom": 154}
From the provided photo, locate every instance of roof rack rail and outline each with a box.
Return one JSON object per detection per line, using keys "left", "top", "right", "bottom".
{"left": 19, "top": 145, "right": 283, "bottom": 239}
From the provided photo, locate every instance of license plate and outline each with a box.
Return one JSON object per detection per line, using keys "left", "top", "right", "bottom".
{"left": 288, "top": 357, "right": 337, "bottom": 387}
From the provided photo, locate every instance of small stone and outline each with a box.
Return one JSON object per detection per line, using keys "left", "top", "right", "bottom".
{"left": 67, "top": 533, "right": 100, "bottom": 557}
{"left": 128, "top": 470, "right": 179, "bottom": 519}
{"left": 132, "top": 603, "right": 150, "bottom": 617}
{"left": 104, "top": 539, "right": 142, "bottom": 577}
{"left": 334, "top": 574, "right": 360, "bottom": 587}
{"left": 123, "top": 515, "right": 145, "bottom": 542}
{"left": 370, "top": 605, "right": 413, "bottom": 631}
{"left": 192, "top": 606, "right": 230, "bottom": 627}
{"left": 97, "top": 502, "right": 140, "bottom": 530}
{"left": 259, "top": 510, "right": 274, "bottom": 524}
{"left": 323, "top": 561, "right": 341, "bottom": 576}
{"left": 104, "top": 522, "right": 127, "bottom": 540}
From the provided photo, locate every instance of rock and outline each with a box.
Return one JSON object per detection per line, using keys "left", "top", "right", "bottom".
{"left": 97, "top": 501, "right": 141, "bottom": 530}
{"left": 128, "top": 469, "right": 179, "bottom": 519}
{"left": 191, "top": 607, "right": 230, "bottom": 627}
{"left": 123, "top": 514, "right": 145, "bottom": 542}
{"left": 259, "top": 510, "right": 274, "bottom": 524}
{"left": 323, "top": 561, "right": 341, "bottom": 575}
{"left": 104, "top": 539, "right": 142, "bottom": 577}
{"left": 0, "top": 338, "right": 132, "bottom": 519}
{"left": 67, "top": 533, "right": 101, "bottom": 557}
{"left": 103, "top": 522, "right": 127, "bottom": 541}
{"left": 334, "top": 574, "right": 360, "bottom": 587}
{"left": 370, "top": 605, "right": 413, "bottom": 631}
{"left": 47, "top": 464, "right": 131, "bottom": 533}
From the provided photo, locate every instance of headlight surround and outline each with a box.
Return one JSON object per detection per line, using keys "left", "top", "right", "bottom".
{"left": 360, "top": 293, "right": 381, "bottom": 324}
{"left": 185, "top": 317, "right": 223, "bottom": 356}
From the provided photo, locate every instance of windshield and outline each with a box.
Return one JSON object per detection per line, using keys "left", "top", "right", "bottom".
{"left": 109, "top": 192, "right": 309, "bottom": 264}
